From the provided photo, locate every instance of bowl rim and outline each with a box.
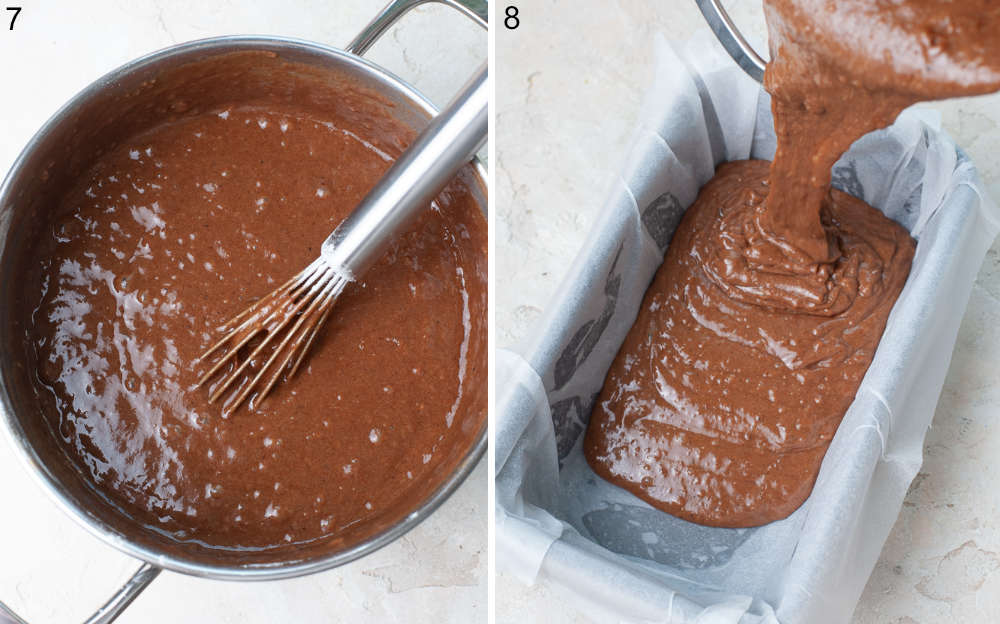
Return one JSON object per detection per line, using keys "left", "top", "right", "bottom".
{"left": 0, "top": 34, "right": 488, "bottom": 581}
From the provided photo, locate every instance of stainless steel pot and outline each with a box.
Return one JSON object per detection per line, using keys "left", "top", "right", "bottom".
{"left": 694, "top": 0, "right": 767, "bottom": 81}
{"left": 0, "top": 1, "right": 487, "bottom": 622}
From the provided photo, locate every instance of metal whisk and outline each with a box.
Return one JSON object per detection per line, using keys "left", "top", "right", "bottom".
{"left": 197, "top": 64, "right": 487, "bottom": 412}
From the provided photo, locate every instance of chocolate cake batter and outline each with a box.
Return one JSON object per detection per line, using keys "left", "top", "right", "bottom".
{"left": 585, "top": 0, "right": 1000, "bottom": 527}
{"left": 14, "top": 93, "right": 487, "bottom": 549}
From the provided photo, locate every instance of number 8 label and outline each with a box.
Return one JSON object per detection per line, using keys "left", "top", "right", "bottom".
{"left": 504, "top": 6, "right": 519, "bottom": 30}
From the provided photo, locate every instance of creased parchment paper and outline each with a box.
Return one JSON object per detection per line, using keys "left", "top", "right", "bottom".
{"left": 496, "top": 30, "right": 1000, "bottom": 624}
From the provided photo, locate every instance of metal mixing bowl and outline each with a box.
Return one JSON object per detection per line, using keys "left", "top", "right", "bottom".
{"left": 0, "top": 1, "right": 486, "bottom": 622}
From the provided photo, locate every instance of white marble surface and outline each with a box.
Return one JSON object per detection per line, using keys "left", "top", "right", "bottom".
{"left": 0, "top": 1, "right": 486, "bottom": 622}
{"left": 495, "top": 0, "right": 1000, "bottom": 622}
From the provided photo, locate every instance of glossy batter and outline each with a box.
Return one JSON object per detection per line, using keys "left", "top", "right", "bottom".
{"left": 16, "top": 102, "right": 487, "bottom": 550}
{"left": 585, "top": 0, "right": 1000, "bottom": 527}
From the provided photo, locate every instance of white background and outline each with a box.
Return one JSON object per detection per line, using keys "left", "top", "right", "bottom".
{"left": 496, "top": 0, "right": 1000, "bottom": 622}
{"left": 0, "top": 1, "right": 486, "bottom": 622}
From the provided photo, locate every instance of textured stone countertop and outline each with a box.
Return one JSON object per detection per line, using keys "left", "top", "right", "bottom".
{"left": 0, "top": 1, "right": 485, "bottom": 622}
{"left": 496, "top": 1, "right": 1000, "bottom": 622}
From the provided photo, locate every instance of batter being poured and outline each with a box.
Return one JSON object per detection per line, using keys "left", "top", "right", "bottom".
{"left": 585, "top": 0, "right": 1000, "bottom": 527}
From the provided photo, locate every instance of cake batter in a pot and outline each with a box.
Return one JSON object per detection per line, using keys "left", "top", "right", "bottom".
{"left": 0, "top": 2, "right": 486, "bottom": 621}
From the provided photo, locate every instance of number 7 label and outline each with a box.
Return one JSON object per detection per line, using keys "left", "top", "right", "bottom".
{"left": 6, "top": 6, "right": 20, "bottom": 30}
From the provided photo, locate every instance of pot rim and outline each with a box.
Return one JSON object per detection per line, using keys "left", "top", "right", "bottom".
{"left": 0, "top": 34, "right": 487, "bottom": 581}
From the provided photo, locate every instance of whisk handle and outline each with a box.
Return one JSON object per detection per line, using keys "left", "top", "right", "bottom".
{"left": 320, "top": 63, "right": 488, "bottom": 279}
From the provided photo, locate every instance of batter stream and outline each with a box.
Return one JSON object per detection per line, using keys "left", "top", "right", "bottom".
{"left": 585, "top": 0, "right": 1000, "bottom": 527}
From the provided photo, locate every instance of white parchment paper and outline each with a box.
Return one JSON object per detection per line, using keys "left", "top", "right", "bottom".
{"left": 496, "top": 31, "right": 1000, "bottom": 624}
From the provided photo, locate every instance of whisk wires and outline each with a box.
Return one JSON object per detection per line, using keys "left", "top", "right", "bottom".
{"left": 196, "top": 258, "right": 348, "bottom": 413}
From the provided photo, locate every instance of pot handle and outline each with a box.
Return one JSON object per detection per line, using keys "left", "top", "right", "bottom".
{"left": 0, "top": 563, "right": 160, "bottom": 624}
{"left": 693, "top": 0, "right": 766, "bottom": 82}
{"left": 347, "top": 0, "right": 487, "bottom": 57}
